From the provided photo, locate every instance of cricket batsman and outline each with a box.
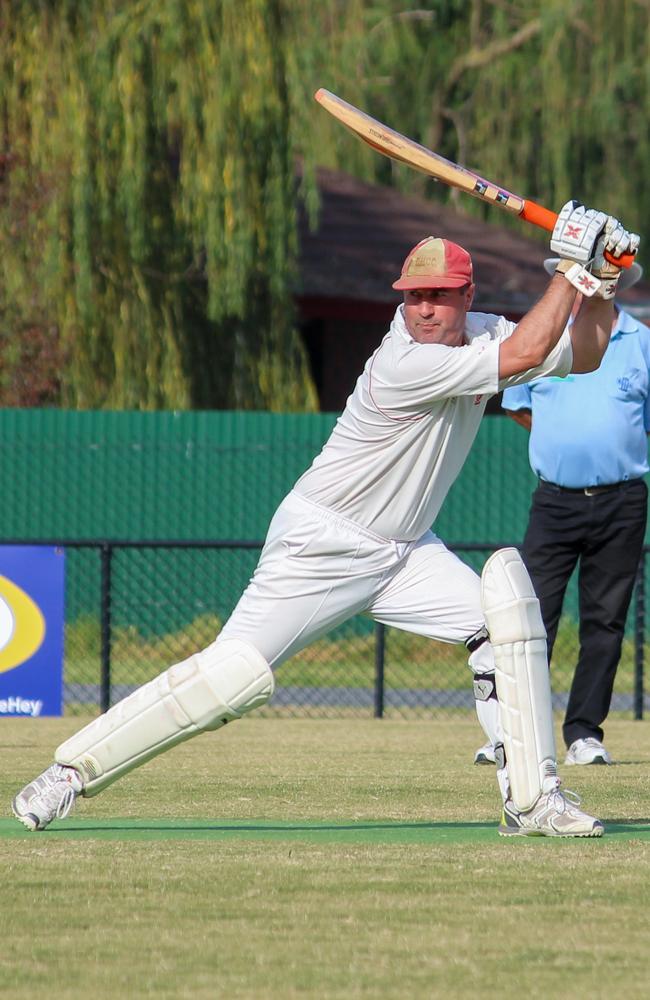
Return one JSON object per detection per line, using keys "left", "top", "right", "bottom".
{"left": 12, "top": 201, "right": 639, "bottom": 837}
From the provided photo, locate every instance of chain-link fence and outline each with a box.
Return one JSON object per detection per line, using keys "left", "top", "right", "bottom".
{"left": 19, "top": 539, "right": 645, "bottom": 720}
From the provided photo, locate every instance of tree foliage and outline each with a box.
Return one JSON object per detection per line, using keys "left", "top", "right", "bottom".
{"left": 0, "top": 0, "right": 321, "bottom": 409}
{"left": 1, "top": 1, "right": 650, "bottom": 409}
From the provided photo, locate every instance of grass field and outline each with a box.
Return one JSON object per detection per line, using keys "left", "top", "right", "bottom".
{"left": 2, "top": 715, "right": 650, "bottom": 999}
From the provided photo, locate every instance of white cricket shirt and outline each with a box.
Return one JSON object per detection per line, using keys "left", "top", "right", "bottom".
{"left": 294, "top": 305, "right": 572, "bottom": 541}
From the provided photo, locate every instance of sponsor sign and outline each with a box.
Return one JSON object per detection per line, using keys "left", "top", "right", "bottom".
{"left": 0, "top": 547, "right": 65, "bottom": 717}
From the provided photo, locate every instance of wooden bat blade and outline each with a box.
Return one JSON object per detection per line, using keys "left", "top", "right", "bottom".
{"left": 314, "top": 88, "right": 635, "bottom": 269}
{"left": 315, "top": 88, "right": 525, "bottom": 216}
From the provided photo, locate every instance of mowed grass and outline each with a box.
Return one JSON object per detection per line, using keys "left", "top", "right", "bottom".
{"left": 1, "top": 716, "right": 650, "bottom": 999}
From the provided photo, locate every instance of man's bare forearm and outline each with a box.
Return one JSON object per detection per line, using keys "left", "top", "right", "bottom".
{"left": 505, "top": 409, "right": 532, "bottom": 432}
{"left": 498, "top": 275, "right": 577, "bottom": 379}
{"left": 569, "top": 296, "right": 614, "bottom": 373}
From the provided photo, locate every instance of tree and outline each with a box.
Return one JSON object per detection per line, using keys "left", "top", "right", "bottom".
{"left": 0, "top": 0, "right": 319, "bottom": 409}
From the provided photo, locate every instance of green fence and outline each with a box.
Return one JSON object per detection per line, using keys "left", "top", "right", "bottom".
{"left": 0, "top": 408, "right": 543, "bottom": 542}
{"left": 1, "top": 410, "right": 647, "bottom": 719}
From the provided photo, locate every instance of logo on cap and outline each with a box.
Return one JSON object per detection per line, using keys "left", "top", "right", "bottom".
{"left": 392, "top": 236, "right": 473, "bottom": 290}
{"left": 407, "top": 242, "right": 446, "bottom": 277}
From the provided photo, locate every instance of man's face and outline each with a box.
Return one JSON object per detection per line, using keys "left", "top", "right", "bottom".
{"left": 403, "top": 285, "right": 474, "bottom": 346}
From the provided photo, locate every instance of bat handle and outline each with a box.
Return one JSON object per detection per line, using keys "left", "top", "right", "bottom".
{"left": 521, "top": 199, "right": 636, "bottom": 270}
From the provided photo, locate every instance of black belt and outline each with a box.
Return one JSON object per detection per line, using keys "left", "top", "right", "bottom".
{"left": 539, "top": 478, "right": 642, "bottom": 497}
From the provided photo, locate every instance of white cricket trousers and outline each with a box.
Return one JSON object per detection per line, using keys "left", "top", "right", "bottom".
{"left": 219, "top": 491, "right": 494, "bottom": 672}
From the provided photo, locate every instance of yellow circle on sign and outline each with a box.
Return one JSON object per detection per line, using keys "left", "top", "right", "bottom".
{"left": 0, "top": 575, "right": 46, "bottom": 674}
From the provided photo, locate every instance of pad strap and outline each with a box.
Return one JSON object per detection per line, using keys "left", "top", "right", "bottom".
{"left": 554, "top": 258, "right": 601, "bottom": 297}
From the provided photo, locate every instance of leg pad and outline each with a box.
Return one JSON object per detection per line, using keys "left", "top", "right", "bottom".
{"left": 56, "top": 638, "right": 274, "bottom": 796}
{"left": 481, "top": 548, "right": 557, "bottom": 811}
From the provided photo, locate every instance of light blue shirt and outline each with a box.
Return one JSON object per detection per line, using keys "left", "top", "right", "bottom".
{"left": 501, "top": 309, "right": 650, "bottom": 487}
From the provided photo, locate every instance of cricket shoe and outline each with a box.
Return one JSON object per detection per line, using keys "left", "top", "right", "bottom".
{"left": 12, "top": 764, "right": 83, "bottom": 831}
{"left": 565, "top": 737, "right": 612, "bottom": 766}
{"left": 498, "top": 784, "right": 604, "bottom": 838}
{"left": 474, "top": 743, "right": 496, "bottom": 765}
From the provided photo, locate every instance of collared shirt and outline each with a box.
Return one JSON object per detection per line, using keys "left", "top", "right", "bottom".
{"left": 294, "top": 305, "right": 572, "bottom": 541}
{"left": 501, "top": 309, "right": 650, "bottom": 487}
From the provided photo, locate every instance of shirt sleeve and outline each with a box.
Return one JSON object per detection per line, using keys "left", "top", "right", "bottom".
{"left": 501, "top": 383, "right": 532, "bottom": 412}
{"left": 369, "top": 337, "right": 501, "bottom": 413}
{"left": 639, "top": 320, "right": 650, "bottom": 432}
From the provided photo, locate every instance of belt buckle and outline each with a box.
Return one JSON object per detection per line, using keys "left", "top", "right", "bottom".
{"left": 584, "top": 484, "right": 614, "bottom": 496}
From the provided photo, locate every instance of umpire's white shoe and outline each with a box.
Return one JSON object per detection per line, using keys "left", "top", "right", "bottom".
{"left": 565, "top": 737, "right": 612, "bottom": 766}
{"left": 12, "top": 764, "right": 83, "bottom": 831}
{"left": 498, "top": 784, "right": 604, "bottom": 838}
{"left": 474, "top": 743, "right": 496, "bottom": 765}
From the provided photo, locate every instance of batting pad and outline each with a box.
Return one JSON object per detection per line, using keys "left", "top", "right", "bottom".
{"left": 56, "top": 638, "right": 274, "bottom": 796}
{"left": 481, "top": 548, "right": 557, "bottom": 811}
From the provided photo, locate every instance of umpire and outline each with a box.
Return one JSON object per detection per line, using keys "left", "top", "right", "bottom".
{"left": 502, "top": 260, "right": 650, "bottom": 766}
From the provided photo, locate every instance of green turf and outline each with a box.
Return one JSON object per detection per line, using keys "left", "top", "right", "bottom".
{"left": 2, "top": 716, "right": 650, "bottom": 999}
{"left": 2, "top": 816, "right": 650, "bottom": 842}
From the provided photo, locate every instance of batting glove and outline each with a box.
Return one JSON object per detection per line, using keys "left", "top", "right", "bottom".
{"left": 550, "top": 200, "right": 609, "bottom": 264}
{"left": 591, "top": 216, "right": 640, "bottom": 299}
{"left": 598, "top": 215, "right": 640, "bottom": 260}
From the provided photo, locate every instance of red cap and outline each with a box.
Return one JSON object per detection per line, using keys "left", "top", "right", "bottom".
{"left": 392, "top": 237, "right": 473, "bottom": 290}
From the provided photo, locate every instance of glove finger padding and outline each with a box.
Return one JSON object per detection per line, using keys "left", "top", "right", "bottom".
{"left": 603, "top": 216, "right": 640, "bottom": 259}
{"left": 590, "top": 215, "right": 640, "bottom": 298}
{"left": 550, "top": 200, "right": 608, "bottom": 264}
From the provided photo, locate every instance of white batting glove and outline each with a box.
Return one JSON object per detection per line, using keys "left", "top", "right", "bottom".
{"left": 550, "top": 200, "right": 608, "bottom": 264}
{"left": 591, "top": 216, "right": 640, "bottom": 298}
{"left": 592, "top": 215, "right": 640, "bottom": 265}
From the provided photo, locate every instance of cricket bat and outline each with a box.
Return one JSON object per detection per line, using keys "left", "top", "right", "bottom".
{"left": 314, "top": 88, "right": 635, "bottom": 269}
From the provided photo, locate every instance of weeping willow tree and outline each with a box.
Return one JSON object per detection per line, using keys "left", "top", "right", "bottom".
{"left": 0, "top": 0, "right": 323, "bottom": 409}
{"left": 312, "top": 0, "right": 650, "bottom": 238}
{"left": 2, "top": 0, "right": 650, "bottom": 409}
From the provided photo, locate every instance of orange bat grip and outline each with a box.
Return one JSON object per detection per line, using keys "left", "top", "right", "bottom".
{"left": 521, "top": 199, "right": 635, "bottom": 269}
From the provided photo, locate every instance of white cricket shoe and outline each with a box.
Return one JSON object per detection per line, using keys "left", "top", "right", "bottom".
{"left": 12, "top": 764, "right": 83, "bottom": 831}
{"left": 474, "top": 743, "right": 496, "bottom": 765}
{"left": 498, "top": 784, "right": 604, "bottom": 838}
{"left": 565, "top": 737, "right": 612, "bottom": 766}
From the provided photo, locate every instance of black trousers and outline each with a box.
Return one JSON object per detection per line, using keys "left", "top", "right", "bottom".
{"left": 521, "top": 478, "right": 648, "bottom": 747}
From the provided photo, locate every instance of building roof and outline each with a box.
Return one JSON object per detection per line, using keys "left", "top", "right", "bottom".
{"left": 297, "top": 165, "right": 650, "bottom": 318}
